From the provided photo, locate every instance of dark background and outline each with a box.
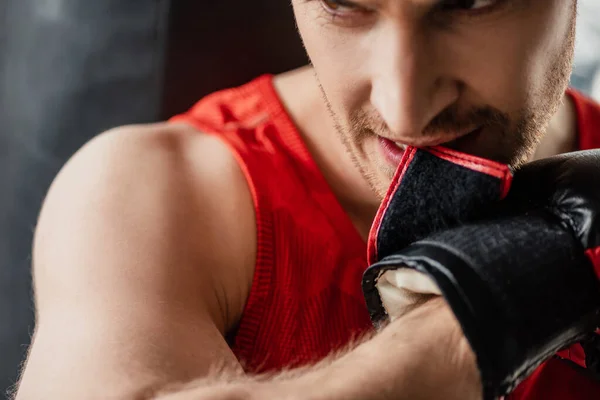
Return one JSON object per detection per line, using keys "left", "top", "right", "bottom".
{"left": 0, "top": 1, "right": 306, "bottom": 396}
{"left": 0, "top": 0, "right": 598, "bottom": 398}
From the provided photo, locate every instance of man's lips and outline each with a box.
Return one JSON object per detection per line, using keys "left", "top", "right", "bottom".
{"left": 382, "top": 126, "right": 484, "bottom": 149}
{"left": 378, "top": 127, "right": 484, "bottom": 167}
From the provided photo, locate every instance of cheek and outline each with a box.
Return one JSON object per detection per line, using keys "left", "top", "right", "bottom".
{"left": 448, "top": 1, "right": 573, "bottom": 114}
{"left": 292, "top": 2, "right": 369, "bottom": 115}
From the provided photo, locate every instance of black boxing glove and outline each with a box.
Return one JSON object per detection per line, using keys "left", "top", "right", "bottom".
{"left": 362, "top": 150, "right": 600, "bottom": 399}
{"left": 366, "top": 145, "right": 513, "bottom": 262}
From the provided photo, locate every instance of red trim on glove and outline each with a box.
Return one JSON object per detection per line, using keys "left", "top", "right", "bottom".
{"left": 585, "top": 247, "right": 600, "bottom": 280}
{"left": 367, "top": 147, "right": 417, "bottom": 265}
{"left": 426, "top": 146, "right": 513, "bottom": 199}
{"left": 551, "top": 249, "right": 600, "bottom": 371}
{"left": 556, "top": 343, "right": 587, "bottom": 369}
{"left": 367, "top": 146, "right": 514, "bottom": 265}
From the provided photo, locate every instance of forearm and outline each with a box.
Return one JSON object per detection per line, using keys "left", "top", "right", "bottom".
{"left": 156, "top": 298, "right": 481, "bottom": 400}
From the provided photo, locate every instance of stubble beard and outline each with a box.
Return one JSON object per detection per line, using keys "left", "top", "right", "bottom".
{"left": 313, "top": 9, "right": 577, "bottom": 201}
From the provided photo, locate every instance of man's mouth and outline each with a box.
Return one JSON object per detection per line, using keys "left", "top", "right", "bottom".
{"left": 378, "top": 136, "right": 408, "bottom": 167}
{"left": 378, "top": 127, "right": 484, "bottom": 168}
{"left": 393, "top": 142, "right": 407, "bottom": 151}
{"left": 394, "top": 126, "right": 484, "bottom": 148}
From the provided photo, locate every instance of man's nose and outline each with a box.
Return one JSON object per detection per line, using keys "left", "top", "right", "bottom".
{"left": 370, "top": 23, "right": 460, "bottom": 140}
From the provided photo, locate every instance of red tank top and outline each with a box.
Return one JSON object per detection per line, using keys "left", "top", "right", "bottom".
{"left": 170, "top": 75, "right": 600, "bottom": 399}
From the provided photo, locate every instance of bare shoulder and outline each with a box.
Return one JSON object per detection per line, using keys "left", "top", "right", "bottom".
{"left": 34, "top": 121, "right": 256, "bottom": 331}
{"left": 19, "top": 122, "right": 255, "bottom": 398}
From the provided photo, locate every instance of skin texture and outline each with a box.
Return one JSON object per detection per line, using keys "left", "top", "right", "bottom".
{"left": 16, "top": 125, "right": 257, "bottom": 399}
{"left": 292, "top": 0, "right": 577, "bottom": 199}
{"left": 15, "top": 1, "right": 581, "bottom": 399}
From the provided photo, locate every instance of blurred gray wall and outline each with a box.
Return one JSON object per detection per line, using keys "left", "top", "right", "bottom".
{"left": 0, "top": 1, "right": 306, "bottom": 397}
{"left": 572, "top": 0, "right": 600, "bottom": 101}
{"left": 0, "top": 0, "right": 171, "bottom": 396}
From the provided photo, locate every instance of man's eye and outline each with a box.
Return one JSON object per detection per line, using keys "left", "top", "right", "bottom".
{"left": 320, "top": 0, "right": 362, "bottom": 13}
{"left": 439, "top": 0, "right": 499, "bottom": 11}
{"left": 317, "top": 0, "right": 377, "bottom": 25}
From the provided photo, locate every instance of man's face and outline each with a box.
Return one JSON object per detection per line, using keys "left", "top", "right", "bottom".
{"left": 292, "top": 0, "right": 577, "bottom": 198}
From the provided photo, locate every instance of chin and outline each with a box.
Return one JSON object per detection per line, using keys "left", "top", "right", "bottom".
{"left": 360, "top": 157, "right": 397, "bottom": 201}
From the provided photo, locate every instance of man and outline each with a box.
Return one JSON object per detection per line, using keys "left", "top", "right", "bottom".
{"left": 14, "top": 0, "right": 600, "bottom": 399}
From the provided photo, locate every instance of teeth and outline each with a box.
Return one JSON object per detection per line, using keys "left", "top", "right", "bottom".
{"left": 394, "top": 142, "right": 407, "bottom": 150}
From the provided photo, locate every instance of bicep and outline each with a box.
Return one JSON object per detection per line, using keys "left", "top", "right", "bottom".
{"left": 17, "top": 126, "right": 254, "bottom": 399}
{"left": 20, "top": 300, "right": 239, "bottom": 399}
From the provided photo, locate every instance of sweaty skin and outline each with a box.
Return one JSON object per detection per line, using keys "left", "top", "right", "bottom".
{"left": 15, "top": 0, "right": 579, "bottom": 399}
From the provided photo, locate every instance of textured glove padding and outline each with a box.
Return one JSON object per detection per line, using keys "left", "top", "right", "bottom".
{"left": 363, "top": 150, "right": 600, "bottom": 399}
{"left": 367, "top": 145, "right": 512, "bottom": 264}
{"left": 364, "top": 145, "right": 513, "bottom": 322}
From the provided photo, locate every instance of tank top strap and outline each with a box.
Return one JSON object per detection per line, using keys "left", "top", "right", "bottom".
{"left": 169, "top": 75, "right": 368, "bottom": 370}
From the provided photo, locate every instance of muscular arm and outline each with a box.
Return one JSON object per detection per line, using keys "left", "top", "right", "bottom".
{"left": 16, "top": 124, "right": 256, "bottom": 399}
{"left": 15, "top": 124, "right": 480, "bottom": 400}
{"left": 157, "top": 298, "right": 480, "bottom": 400}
